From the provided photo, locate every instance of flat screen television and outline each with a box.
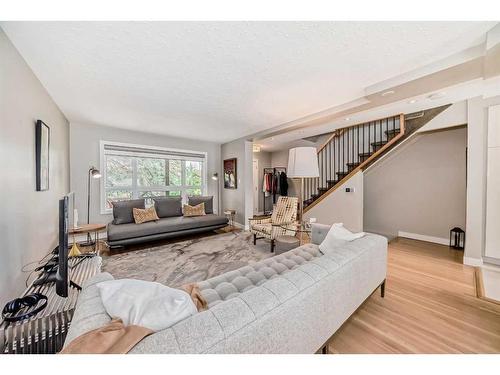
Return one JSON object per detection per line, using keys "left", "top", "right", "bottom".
{"left": 55, "top": 192, "right": 74, "bottom": 297}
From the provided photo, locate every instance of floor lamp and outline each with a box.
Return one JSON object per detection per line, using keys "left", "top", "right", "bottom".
{"left": 212, "top": 172, "right": 220, "bottom": 214}
{"left": 82, "top": 166, "right": 102, "bottom": 246}
{"left": 287, "top": 147, "right": 320, "bottom": 243}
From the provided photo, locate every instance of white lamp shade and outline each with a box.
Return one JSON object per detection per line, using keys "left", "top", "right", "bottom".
{"left": 287, "top": 147, "right": 319, "bottom": 178}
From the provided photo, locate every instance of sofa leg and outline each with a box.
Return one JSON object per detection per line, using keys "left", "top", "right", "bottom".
{"left": 253, "top": 233, "right": 257, "bottom": 245}
{"left": 271, "top": 239, "right": 275, "bottom": 253}
{"left": 380, "top": 279, "right": 386, "bottom": 298}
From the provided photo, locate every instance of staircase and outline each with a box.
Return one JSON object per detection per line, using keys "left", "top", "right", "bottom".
{"left": 303, "top": 114, "right": 405, "bottom": 211}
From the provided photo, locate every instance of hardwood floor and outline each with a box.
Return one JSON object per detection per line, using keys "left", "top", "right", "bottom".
{"left": 327, "top": 237, "right": 500, "bottom": 353}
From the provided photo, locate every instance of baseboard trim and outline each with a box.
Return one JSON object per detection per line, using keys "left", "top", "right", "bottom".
{"left": 397, "top": 231, "right": 449, "bottom": 246}
{"left": 464, "top": 256, "right": 483, "bottom": 267}
{"left": 231, "top": 222, "right": 245, "bottom": 230}
{"left": 482, "top": 256, "right": 500, "bottom": 266}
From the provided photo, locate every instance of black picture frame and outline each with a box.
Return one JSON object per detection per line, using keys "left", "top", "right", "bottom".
{"left": 35, "top": 120, "right": 50, "bottom": 191}
{"left": 224, "top": 158, "right": 237, "bottom": 189}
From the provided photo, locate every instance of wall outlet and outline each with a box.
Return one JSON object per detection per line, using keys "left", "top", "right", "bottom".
{"left": 345, "top": 187, "right": 355, "bottom": 193}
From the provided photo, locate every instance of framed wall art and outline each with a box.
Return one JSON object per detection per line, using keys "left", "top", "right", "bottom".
{"left": 223, "top": 158, "right": 237, "bottom": 189}
{"left": 35, "top": 120, "right": 50, "bottom": 191}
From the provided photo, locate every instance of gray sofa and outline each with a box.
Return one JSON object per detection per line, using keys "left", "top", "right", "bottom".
{"left": 107, "top": 196, "right": 228, "bottom": 247}
{"left": 66, "top": 223, "right": 387, "bottom": 353}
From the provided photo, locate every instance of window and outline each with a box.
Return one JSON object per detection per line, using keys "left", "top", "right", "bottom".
{"left": 100, "top": 141, "right": 207, "bottom": 213}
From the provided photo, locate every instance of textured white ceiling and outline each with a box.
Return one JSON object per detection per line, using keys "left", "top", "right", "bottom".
{"left": 1, "top": 21, "right": 496, "bottom": 143}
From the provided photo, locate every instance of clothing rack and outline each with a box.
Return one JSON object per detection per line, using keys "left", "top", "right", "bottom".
{"left": 263, "top": 167, "right": 287, "bottom": 215}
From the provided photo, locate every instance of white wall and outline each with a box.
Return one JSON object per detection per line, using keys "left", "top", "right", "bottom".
{"left": 0, "top": 29, "right": 70, "bottom": 305}
{"left": 466, "top": 96, "right": 500, "bottom": 266}
{"left": 304, "top": 171, "right": 364, "bottom": 232}
{"left": 484, "top": 105, "right": 500, "bottom": 263}
{"left": 70, "top": 122, "right": 221, "bottom": 225}
{"left": 465, "top": 95, "right": 500, "bottom": 265}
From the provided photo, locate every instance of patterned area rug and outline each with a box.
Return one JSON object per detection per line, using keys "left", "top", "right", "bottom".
{"left": 101, "top": 232, "right": 273, "bottom": 287}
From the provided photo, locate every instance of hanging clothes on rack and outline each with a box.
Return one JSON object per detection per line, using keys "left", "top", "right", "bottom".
{"left": 263, "top": 172, "right": 272, "bottom": 197}
{"left": 263, "top": 167, "right": 287, "bottom": 214}
{"left": 272, "top": 173, "right": 278, "bottom": 194}
{"left": 279, "top": 171, "right": 288, "bottom": 196}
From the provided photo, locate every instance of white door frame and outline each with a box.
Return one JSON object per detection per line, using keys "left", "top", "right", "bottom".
{"left": 252, "top": 159, "right": 259, "bottom": 215}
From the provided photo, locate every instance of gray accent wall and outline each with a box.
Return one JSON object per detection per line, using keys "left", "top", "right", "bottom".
{"left": 69, "top": 122, "right": 221, "bottom": 226}
{"left": 0, "top": 28, "right": 70, "bottom": 305}
{"left": 364, "top": 126, "right": 467, "bottom": 240}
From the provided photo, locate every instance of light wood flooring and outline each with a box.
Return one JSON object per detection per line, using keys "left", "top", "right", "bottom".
{"left": 327, "top": 237, "right": 500, "bottom": 353}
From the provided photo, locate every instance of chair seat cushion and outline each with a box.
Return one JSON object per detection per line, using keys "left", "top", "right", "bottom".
{"left": 251, "top": 223, "right": 272, "bottom": 235}
{"left": 108, "top": 214, "right": 228, "bottom": 241}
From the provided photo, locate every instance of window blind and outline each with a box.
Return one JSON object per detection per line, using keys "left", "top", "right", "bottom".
{"left": 103, "top": 143, "right": 206, "bottom": 160}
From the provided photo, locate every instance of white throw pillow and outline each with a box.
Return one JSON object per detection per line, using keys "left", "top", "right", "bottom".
{"left": 96, "top": 279, "right": 198, "bottom": 331}
{"left": 319, "top": 223, "right": 365, "bottom": 254}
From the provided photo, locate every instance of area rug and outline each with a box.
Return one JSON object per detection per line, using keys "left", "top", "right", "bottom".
{"left": 101, "top": 232, "right": 273, "bottom": 287}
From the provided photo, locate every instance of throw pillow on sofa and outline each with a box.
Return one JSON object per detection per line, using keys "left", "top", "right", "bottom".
{"left": 96, "top": 279, "right": 198, "bottom": 331}
{"left": 183, "top": 202, "right": 206, "bottom": 217}
{"left": 112, "top": 199, "right": 145, "bottom": 224}
{"left": 188, "top": 196, "right": 213, "bottom": 214}
{"left": 319, "top": 223, "right": 365, "bottom": 255}
{"left": 133, "top": 206, "right": 159, "bottom": 224}
{"left": 153, "top": 196, "right": 182, "bottom": 218}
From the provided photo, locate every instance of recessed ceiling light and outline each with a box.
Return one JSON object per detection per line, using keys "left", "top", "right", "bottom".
{"left": 408, "top": 99, "right": 418, "bottom": 104}
{"left": 381, "top": 90, "right": 395, "bottom": 97}
{"left": 428, "top": 92, "right": 446, "bottom": 100}
{"left": 344, "top": 117, "right": 350, "bottom": 121}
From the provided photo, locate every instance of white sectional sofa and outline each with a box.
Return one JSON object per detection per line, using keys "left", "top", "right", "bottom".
{"left": 64, "top": 223, "right": 387, "bottom": 353}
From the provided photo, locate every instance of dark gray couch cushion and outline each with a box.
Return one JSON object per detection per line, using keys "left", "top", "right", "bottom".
{"left": 188, "top": 196, "right": 213, "bottom": 214}
{"left": 153, "top": 197, "right": 182, "bottom": 218}
{"left": 112, "top": 199, "right": 145, "bottom": 224}
{"left": 108, "top": 214, "right": 228, "bottom": 241}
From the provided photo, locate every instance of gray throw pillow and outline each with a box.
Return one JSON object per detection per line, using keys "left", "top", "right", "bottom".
{"left": 112, "top": 199, "right": 145, "bottom": 224}
{"left": 188, "top": 196, "right": 213, "bottom": 214}
{"left": 153, "top": 196, "right": 182, "bottom": 218}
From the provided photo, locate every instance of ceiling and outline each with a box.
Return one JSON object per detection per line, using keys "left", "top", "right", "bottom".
{"left": 257, "top": 76, "right": 500, "bottom": 151}
{"left": 1, "top": 21, "right": 497, "bottom": 143}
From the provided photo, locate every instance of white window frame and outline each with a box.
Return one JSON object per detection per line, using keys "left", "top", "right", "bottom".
{"left": 100, "top": 140, "right": 208, "bottom": 214}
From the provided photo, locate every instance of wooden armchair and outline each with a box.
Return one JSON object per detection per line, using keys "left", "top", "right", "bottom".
{"left": 248, "top": 196, "right": 298, "bottom": 252}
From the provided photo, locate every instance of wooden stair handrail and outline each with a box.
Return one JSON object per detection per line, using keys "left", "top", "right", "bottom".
{"left": 304, "top": 113, "right": 405, "bottom": 213}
